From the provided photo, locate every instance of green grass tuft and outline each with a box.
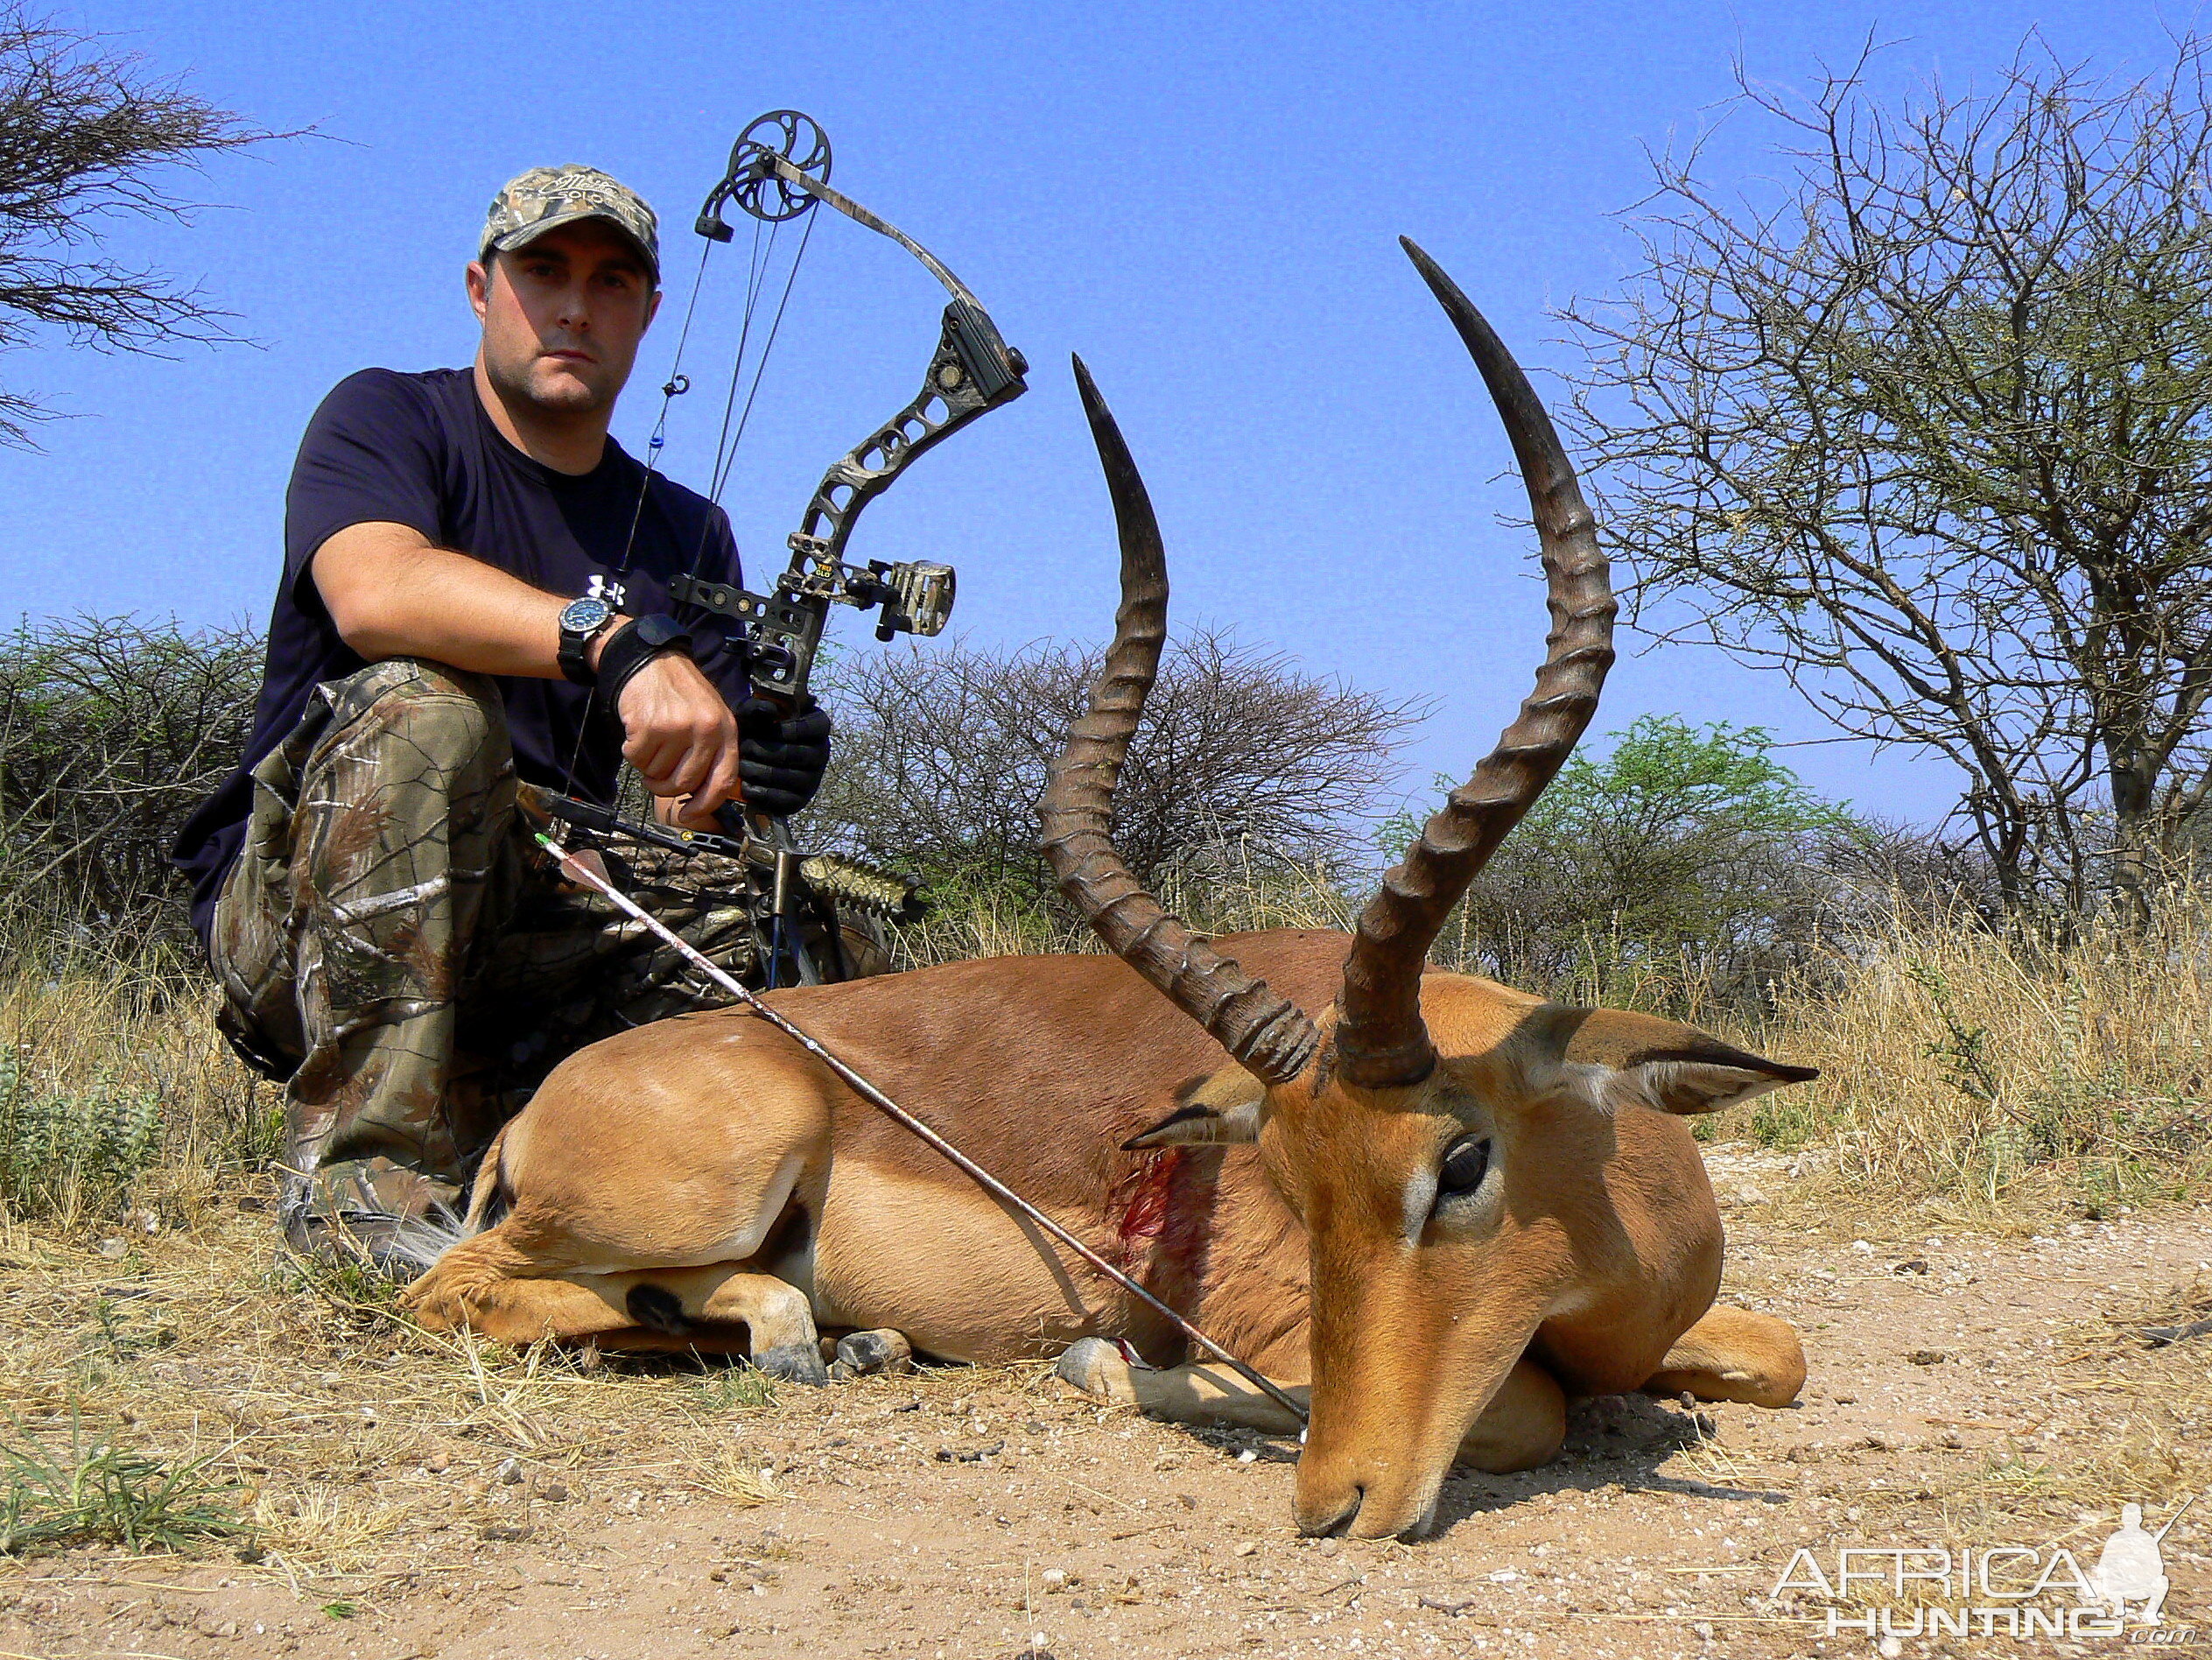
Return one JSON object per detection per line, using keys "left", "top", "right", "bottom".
{"left": 0, "top": 1418, "right": 248, "bottom": 1555}
{"left": 0, "top": 1045, "right": 162, "bottom": 1219}
{"left": 690, "top": 1362, "right": 781, "bottom": 1413}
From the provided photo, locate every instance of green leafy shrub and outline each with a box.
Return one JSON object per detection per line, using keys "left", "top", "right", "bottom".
{"left": 1380, "top": 716, "right": 1963, "bottom": 1016}
{"left": 0, "top": 1045, "right": 162, "bottom": 1216}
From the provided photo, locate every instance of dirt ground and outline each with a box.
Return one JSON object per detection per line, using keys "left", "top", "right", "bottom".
{"left": 4, "top": 1148, "right": 2212, "bottom": 1660}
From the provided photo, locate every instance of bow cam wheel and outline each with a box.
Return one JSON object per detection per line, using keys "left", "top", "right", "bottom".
{"left": 731, "top": 109, "right": 832, "bottom": 223}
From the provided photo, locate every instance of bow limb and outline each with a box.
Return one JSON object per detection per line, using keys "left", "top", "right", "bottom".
{"left": 790, "top": 294, "right": 1028, "bottom": 567}
{"left": 762, "top": 153, "right": 987, "bottom": 313}
{"left": 760, "top": 153, "right": 1030, "bottom": 565}
{"left": 667, "top": 121, "right": 1029, "bottom": 705}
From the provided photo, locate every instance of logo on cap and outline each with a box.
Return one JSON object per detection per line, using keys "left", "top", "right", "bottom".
{"left": 481, "top": 165, "right": 659, "bottom": 285}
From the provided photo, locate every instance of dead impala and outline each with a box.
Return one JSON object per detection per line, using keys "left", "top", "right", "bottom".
{"left": 401, "top": 238, "right": 1817, "bottom": 1540}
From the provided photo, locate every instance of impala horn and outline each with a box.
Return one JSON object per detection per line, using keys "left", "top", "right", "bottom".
{"left": 1038, "top": 356, "right": 1323, "bottom": 1085}
{"left": 1331, "top": 239, "right": 1617, "bottom": 1089}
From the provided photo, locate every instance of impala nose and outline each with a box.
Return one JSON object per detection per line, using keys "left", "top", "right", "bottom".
{"left": 1298, "top": 1473, "right": 1443, "bottom": 1542}
{"left": 1297, "top": 1484, "right": 1363, "bottom": 1539}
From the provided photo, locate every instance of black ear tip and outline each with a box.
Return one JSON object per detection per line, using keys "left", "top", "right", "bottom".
{"left": 1779, "top": 1063, "right": 1821, "bottom": 1085}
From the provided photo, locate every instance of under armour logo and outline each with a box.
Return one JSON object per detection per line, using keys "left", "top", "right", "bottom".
{"left": 586, "top": 573, "right": 628, "bottom": 608}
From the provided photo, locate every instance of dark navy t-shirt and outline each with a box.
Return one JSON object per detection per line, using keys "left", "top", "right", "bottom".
{"left": 172, "top": 365, "right": 747, "bottom": 948}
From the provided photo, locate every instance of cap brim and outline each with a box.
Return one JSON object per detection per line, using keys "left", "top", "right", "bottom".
{"left": 488, "top": 210, "right": 659, "bottom": 283}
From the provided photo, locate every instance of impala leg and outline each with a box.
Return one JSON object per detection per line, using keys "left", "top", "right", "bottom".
{"left": 832, "top": 1329, "right": 915, "bottom": 1377}
{"left": 1057, "top": 1338, "right": 1307, "bottom": 1432}
{"left": 621, "top": 1263, "right": 829, "bottom": 1385}
{"left": 402, "top": 1231, "right": 631, "bottom": 1346}
{"left": 1643, "top": 1303, "right": 1807, "bottom": 1408}
{"left": 1055, "top": 1340, "right": 1565, "bottom": 1474}
{"left": 405, "top": 1244, "right": 828, "bottom": 1382}
{"left": 1455, "top": 1356, "right": 1566, "bottom": 1473}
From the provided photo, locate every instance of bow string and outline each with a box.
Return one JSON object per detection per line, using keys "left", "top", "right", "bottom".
{"left": 544, "top": 111, "right": 1021, "bottom": 985}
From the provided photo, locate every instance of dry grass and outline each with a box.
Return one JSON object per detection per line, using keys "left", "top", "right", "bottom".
{"left": 0, "top": 949, "right": 842, "bottom": 1581}
{"left": 1717, "top": 885, "right": 2212, "bottom": 1231}
{"left": 0, "top": 1191, "right": 976, "bottom": 1588}
{"left": 884, "top": 854, "right": 1356, "bottom": 968}
{"left": 0, "top": 944, "right": 271, "bottom": 1228}
{"left": 0, "top": 872, "right": 2202, "bottom": 1596}
{"left": 1928, "top": 1282, "right": 2212, "bottom": 1537}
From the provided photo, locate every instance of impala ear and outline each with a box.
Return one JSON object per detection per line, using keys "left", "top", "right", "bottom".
{"left": 1122, "top": 1066, "right": 1270, "bottom": 1150}
{"left": 1542, "top": 1008, "right": 1819, "bottom": 1117}
{"left": 1608, "top": 1049, "right": 1821, "bottom": 1117}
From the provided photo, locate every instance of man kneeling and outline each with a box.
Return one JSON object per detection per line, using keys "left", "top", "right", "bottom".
{"left": 172, "top": 166, "right": 832, "bottom": 1270}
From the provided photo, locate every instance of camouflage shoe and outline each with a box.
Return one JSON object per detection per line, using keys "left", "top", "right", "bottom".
{"left": 282, "top": 1208, "right": 460, "bottom": 1286}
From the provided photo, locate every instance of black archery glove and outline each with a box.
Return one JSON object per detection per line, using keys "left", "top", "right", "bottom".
{"left": 736, "top": 696, "right": 833, "bottom": 819}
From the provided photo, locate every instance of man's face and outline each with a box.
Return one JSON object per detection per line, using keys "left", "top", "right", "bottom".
{"left": 467, "top": 220, "right": 660, "bottom": 419}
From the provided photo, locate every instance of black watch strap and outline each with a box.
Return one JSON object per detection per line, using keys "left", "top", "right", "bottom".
{"left": 558, "top": 622, "right": 607, "bottom": 686}
{"left": 595, "top": 614, "right": 693, "bottom": 707}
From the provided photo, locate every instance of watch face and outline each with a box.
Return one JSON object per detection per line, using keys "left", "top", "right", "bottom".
{"left": 559, "top": 597, "right": 614, "bottom": 636}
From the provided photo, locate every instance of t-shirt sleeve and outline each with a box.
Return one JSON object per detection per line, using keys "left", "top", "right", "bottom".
{"left": 282, "top": 369, "right": 446, "bottom": 611}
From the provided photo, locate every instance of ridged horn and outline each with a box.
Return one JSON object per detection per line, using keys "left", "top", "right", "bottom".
{"left": 1332, "top": 240, "right": 1617, "bottom": 1089}
{"left": 1037, "top": 356, "right": 1323, "bottom": 1086}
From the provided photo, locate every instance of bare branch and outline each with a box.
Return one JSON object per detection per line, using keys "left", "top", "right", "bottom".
{"left": 0, "top": 5, "right": 293, "bottom": 445}
{"left": 809, "top": 629, "right": 1425, "bottom": 904}
{"left": 1561, "top": 32, "right": 2212, "bottom": 918}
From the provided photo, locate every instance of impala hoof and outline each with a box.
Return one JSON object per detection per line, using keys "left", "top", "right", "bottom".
{"left": 1056, "top": 1336, "right": 1139, "bottom": 1404}
{"left": 753, "top": 1341, "right": 830, "bottom": 1388}
{"left": 836, "top": 1329, "right": 914, "bottom": 1376}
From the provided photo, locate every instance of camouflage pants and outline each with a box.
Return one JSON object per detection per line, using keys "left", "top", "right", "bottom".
{"left": 209, "top": 658, "right": 763, "bottom": 1231}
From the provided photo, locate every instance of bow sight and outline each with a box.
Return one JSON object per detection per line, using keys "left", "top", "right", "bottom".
{"left": 675, "top": 547, "right": 955, "bottom": 704}
{"left": 665, "top": 109, "right": 1029, "bottom": 706}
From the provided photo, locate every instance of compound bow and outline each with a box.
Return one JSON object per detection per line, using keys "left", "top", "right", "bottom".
{"left": 667, "top": 109, "right": 1029, "bottom": 703}
{"left": 544, "top": 109, "right": 1027, "bottom": 985}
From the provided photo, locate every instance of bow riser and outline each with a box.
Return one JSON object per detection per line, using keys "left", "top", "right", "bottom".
{"left": 798, "top": 299, "right": 1027, "bottom": 563}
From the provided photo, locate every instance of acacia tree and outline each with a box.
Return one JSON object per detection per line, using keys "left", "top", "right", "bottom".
{"left": 1562, "top": 37, "right": 2212, "bottom": 922}
{"left": 0, "top": 615, "right": 262, "bottom": 953}
{"left": 811, "top": 628, "right": 1422, "bottom": 900}
{"left": 0, "top": 6, "right": 275, "bottom": 444}
{"left": 1427, "top": 718, "right": 1857, "bottom": 993}
{"left": 1373, "top": 717, "right": 1966, "bottom": 1009}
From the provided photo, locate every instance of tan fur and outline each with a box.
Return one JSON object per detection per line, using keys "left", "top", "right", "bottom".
{"left": 1645, "top": 1304, "right": 1808, "bottom": 1408}
{"left": 399, "top": 930, "right": 1810, "bottom": 1539}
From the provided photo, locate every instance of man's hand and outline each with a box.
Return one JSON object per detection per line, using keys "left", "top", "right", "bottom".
{"left": 614, "top": 651, "right": 744, "bottom": 828}
{"left": 737, "top": 696, "right": 833, "bottom": 819}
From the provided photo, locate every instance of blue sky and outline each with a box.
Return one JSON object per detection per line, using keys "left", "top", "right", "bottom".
{"left": 4, "top": 0, "right": 2196, "bottom": 829}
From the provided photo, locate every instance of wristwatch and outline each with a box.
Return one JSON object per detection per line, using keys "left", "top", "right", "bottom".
{"left": 557, "top": 595, "right": 617, "bottom": 686}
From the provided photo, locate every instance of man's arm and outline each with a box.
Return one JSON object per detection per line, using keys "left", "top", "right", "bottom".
{"left": 313, "top": 520, "right": 742, "bottom": 826}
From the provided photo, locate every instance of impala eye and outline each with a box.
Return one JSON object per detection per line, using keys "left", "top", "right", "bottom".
{"left": 1437, "top": 1135, "right": 1492, "bottom": 1198}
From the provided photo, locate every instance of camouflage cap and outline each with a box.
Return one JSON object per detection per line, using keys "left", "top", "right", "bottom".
{"left": 481, "top": 165, "right": 660, "bottom": 285}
